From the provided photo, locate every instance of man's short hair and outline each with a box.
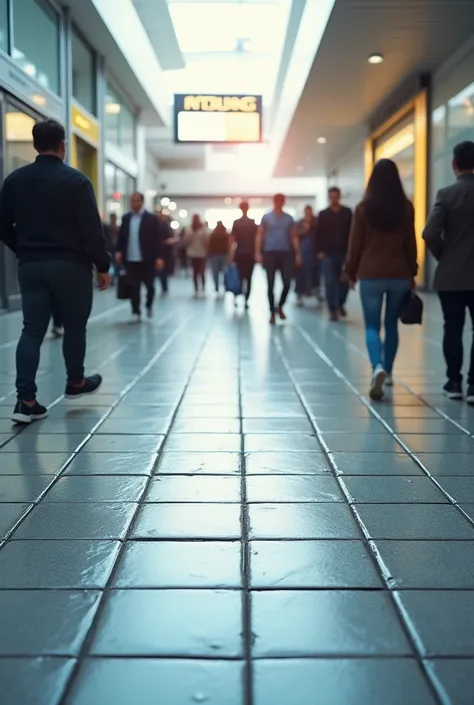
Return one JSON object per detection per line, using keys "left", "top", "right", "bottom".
{"left": 274, "top": 193, "right": 285, "bottom": 201}
{"left": 131, "top": 192, "right": 145, "bottom": 201}
{"left": 240, "top": 201, "right": 249, "bottom": 210}
{"left": 328, "top": 186, "right": 341, "bottom": 195}
{"left": 32, "top": 119, "right": 66, "bottom": 153}
{"left": 453, "top": 141, "right": 474, "bottom": 171}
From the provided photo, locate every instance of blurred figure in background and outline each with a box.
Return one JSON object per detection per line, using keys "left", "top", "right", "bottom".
{"left": 346, "top": 159, "right": 417, "bottom": 401}
{"left": 255, "top": 193, "right": 301, "bottom": 325}
{"left": 184, "top": 214, "right": 209, "bottom": 296}
{"left": 295, "top": 204, "right": 317, "bottom": 307}
{"left": 208, "top": 221, "right": 231, "bottom": 296}
{"left": 317, "top": 187, "right": 352, "bottom": 321}
{"left": 156, "top": 210, "right": 177, "bottom": 295}
{"left": 231, "top": 201, "right": 257, "bottom": 308}
{"left": 103, "top": 213, "right": 119, "bottom": 283}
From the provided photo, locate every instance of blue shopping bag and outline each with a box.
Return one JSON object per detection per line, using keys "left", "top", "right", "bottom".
{"left": 224, "top": 264, "right": 242, "bottom": 295}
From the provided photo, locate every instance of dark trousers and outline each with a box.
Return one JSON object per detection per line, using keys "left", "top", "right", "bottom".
{"left": 16, "top": 261, "right": 93, "bottom": 401}
{"left": 157, "top": 271, "right": 168, "bottom": 294}
{"left": 234, "top": 253, "right": 255, "bottom": 300}
{"left": 439, "top": 291, "right": 474, "bottom": 385}
{"left": 190, "top": 257, "right": 206, "bottom": 292}
{"left": 263, "top": 251, "right": 293, "bottom": 313}
{"left": 322, "top": 254, "right": 349, "bottom": 313}
{"left": 295, "top": 246, "right": 314, "bottom": 297}
{"left": 126, "top": 261, "right": 155, "bottom": 314}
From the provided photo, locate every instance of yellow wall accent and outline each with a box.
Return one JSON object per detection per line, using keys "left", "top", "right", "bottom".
{"left": 71, "top": 104, "right": 100, "bottom": 145}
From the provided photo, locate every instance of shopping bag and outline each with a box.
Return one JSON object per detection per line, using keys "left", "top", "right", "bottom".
{"left": 117, "top": 269, "right": 132, "bottom": 300}
{"left": 224, "top": 264, "right": 242, "bottom": 295}
{"left": 399, "top": 292, "right": 423, "bottom": 325}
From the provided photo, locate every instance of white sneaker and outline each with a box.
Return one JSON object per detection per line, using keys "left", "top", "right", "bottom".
{"left": 131, "top": 313, "right": 141, "bottom": 324}
{"left": 51, "top": 326, "right": 64, "bottom": 338}
{"left": 385, "top": 375, "right": 393, "bottom": 387}
{"left": 370, "top": 365, "right": 386, "bottom": 401}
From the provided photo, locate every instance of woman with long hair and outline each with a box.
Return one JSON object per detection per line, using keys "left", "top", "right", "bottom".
{"left": 345, "top": 159, "right": 418, "bottom": 400}
{"left": 184, "top": 214, "right": 209, "bottom": 296}
{"left": 208, "top": 221, "right": 231, "bottom": 295}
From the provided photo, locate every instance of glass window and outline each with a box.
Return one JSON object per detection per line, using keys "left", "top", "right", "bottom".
{"left": 374, "top": 113, "right": 415, "bottom": 202}
{"left": 72, "top": 29, "right": 96, "bottom": 115}
{"left": 12, "top": 0, "right": 60, "bottom": 94}
{"left": 104, "top": 161, "right": 135, "bottom": 222}
{"left": 0, "top": 0, "right": 8, "bottom": 54}
{"left": 105, "top": 82, "right": 136, "bottom": 157}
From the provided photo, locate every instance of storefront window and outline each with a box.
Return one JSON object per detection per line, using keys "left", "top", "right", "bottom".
{"left": 12, "top": 0, "right": 60, "bottom": 94}
{"left": 104, "top": 161, "right": 136, "bottom": 221}
{"left": 72, "top": 29, "right": 96, "bottom": 115}
{"left": 374, "top": 112, "right": 415, "bottom": 201}
{"left": 105, "top": 83, "right": 136, "bottom": 157}
{"left": 0, "top": 0, "right": 8, "bottom": 54}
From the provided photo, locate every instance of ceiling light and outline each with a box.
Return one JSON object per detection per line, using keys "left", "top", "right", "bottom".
{"left": 105, "top": 103, "right": 121, "bottom": 114}
{"left": 317, "top": 137, "right": 327, "bottom": 144}
{"left": 170, "top": 220, "right": 179, "bottom": 230}
{"left": 30, "top": 94, "right": 46, "bottom": 106}
{"left": 368, "top": 53, "right": 384, "bottom": 64}
{"left": 179, "top": 209, "right": 188, "bottom": 218}
{"left": 168, "top": 201, "right": 177, "bottom": 211}
{"left": 161, "top": 197, "right": 170, "bottom": 207}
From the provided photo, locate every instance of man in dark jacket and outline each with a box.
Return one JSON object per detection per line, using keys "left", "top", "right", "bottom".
{"left": 231, "top": 201, "right": 257, "bottom": 307}
{"left": 115, "top": 192, "right": 165, "bottom": 320}
{"left": 0, "top": 119, "right": 111, "bottom": 424}
{"left": 423, "top": 140, "right": 474, "bottom": 402}
{"left": 317, "top": 187, "right": 352, "bottom": 321}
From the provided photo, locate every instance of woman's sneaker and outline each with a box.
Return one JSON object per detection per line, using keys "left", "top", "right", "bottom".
{"left": 12, "top": 400, "right": 48, "bottom": 424}
{"left": 65, "top": 374, "right": 102, "bottom": 399}
{"left": 370, "top": 365, "right": 386, "bottom": 401}
{"left": 443, "top": 380, "right": 463, "bottom": 399}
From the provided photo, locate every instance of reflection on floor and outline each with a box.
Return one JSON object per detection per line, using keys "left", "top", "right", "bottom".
{"left": 0, "top": 279, "right": 473, "bottom": 705}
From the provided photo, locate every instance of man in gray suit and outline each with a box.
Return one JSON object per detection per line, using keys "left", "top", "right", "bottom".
{"left": 423, "top": 140, "right": 474, "bottom": 403}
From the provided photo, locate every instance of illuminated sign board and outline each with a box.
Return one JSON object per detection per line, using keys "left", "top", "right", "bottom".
{"left": 174, "top": 94, "right": 262, "bottom": 144}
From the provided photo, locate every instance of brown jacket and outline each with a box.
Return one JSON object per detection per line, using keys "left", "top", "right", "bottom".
{"left": 345, "top": 200, "right": 417, "bottom": 281}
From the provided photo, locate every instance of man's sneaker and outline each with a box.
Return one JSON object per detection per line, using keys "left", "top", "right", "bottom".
{"left": 443, "top": 380, "right": 463, "bottom": 399}
{"left": 277, "top": 307, "right": 287, "bottom": 321}
{"left": 385, "top": 374, "right": 394, "bottom": 387}
{"left": 370, "top": 365, "right": 387, "bottom": 401}
{"left": 51, "top": 325, "right": 64, "bottom": 338}
{"left": 269, "top": 312, "right": 276, "bottom": 325}
{"left": 146, "top": 306, "right": 153, "bottom": 319}
{"left": 65, "top": 374, "right": 102, "bottom": 399}
{"left": 12, "top": 400, "right": 48, "bottom": 424}
{"left": 339, "top": 306, "right": 347, "bottom": 317}
{"left": 131, "top": 313, "right": 141, "bottom": 324}
{"left": 467, "top": 385, "right": 474, "bottom": 405}
{"left": 329, "top": 311, "right": 338, "bottom": 322}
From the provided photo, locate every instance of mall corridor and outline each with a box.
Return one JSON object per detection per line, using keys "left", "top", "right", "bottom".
{"left": 0, "top": 283, "right": 473, "bottom": 705}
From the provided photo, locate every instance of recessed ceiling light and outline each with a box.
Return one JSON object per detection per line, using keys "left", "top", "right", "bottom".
{"left": 317, "top": 137, "right": 327, "bottom": 144}
{"left": 368, "top": 53, "right": 384, "bottom": 64}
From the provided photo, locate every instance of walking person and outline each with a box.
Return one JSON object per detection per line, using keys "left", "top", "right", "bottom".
{"left": 156, "top": 211, "right": 177, "bottom": 296}
{"left": 423, "top": 140, "right": 474, "bottom": 402}
{"left": 0, "top": 119, "right": 111, "bottom": 424}
{"left": 103, "top": 212, "right": 119, "bottom": 283}
{"left": 295, "top": 204, "right": 317, "bottom": 306}
{"left": 208, "top": 221, "right": 231, "bottom": 296}
{"left": 255, "top": 193, "right": 301, "bottom": 325}
{"left": 115, "top": 192, "right": 165, "bottom": 322}
{"left": 184, "top": 214, "right": 208, "bottom": 296}
{"left": 231, "top": 201, "right": 257, "bottom": 308}
{"left": 346, "top": 159, "right": 417, "bottom": 401}
{"left": 317, "top": 187, "right": 352, "bottom": 321}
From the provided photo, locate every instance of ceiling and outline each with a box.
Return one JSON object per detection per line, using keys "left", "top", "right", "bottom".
{"left": 275, "top": 0, "right": 474, "bottom": 178}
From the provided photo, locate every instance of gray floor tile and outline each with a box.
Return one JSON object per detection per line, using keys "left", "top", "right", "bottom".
{"left": 399, "top": 434, "right": 474, "bottom": 454}
{"left": 157, "top": 452, "right": 241, "bottom": 475}
{"left": 425, "top": 659, "right": 474, "bottom": 705}
{"left": 315, "top": 418, "right": 387, "bottom": 433}
{"left": 64, "top": 452, "right": 157, "bottom": 476}
{"left": 459, "top": 504, "right": 474, "bottom": 521}
{"left": 13, "top": 502, "right": 137, "bottom": 539}
{"left": 373, "top": 541, "right": 474, "bottom": 589}
{"left": 83, "top": 435, "right": 164, "bottom": 453}
{"left": 252, "top": 590, "right": 411, "bottom": 657}
{"left": 246, "top": 475, "right": 343, "bottom": 503}
{"left": 95, "top": 418, "right": 171, "bottom": 435}
{"left": 251, "top": 540, "right": 381, "bottom": 589}
{"left": 19, "top": 418, "right": 98, "bottom": 434}
{"left": 342, "top": 476, "right": 447, "bottom": 503}
{"left": 132, "top": 503, "right": 241, "bottom": 539}
{"left": 0, "top": 434, "right": 87, "bottom": 453}
{"left": 0, "top": 540, "right": 120, "bottom": 588}
{"left": 0, "top": 475, "right": 52, "bottom": 502}
{"left": 90, "top": 590, "right": 243, "bottom": 657}
{"left": 242, "top": 403, "right": 306, "bottom": 418}
{"left": 171, "top": 418, "right": 241, "bottom": 433}
{"left": 0, "top": 452, "right": 70, "bottom": 475}
{"left": 390, "top": 418, "right": 466, "bottom": 435}
{"left": 396, "top": 590, "right": 474, "bottom": 656}
{"left": 0, "top": 503, "right": 31, "bottom": 538}
{"left": 245, "top": 452, "right": 330, "bottom": 475}
{"left": 0, "top": 590, "right": 100, "bottom": 655}
{"left": 376, "top": 406, "right": 441, "bottom": 419}
{"left": 355, "top": 503, "right": 474, "bottom": 539}
{"left": 165, "top": 433, "right": 240, "bottom": 452}
{"left": 416, "top": 453, "right": 474, "bottom": 476}
{"left": 176, "top": 405, "right": 239, "bottom": 418}
{"left": 331, "top": 452, "right": 422, "bottom": 476}
{"left": 437, "top": 477, "right": 474, "bottom": 503}
{"left": 108, "top": 404, "right": 174, "bottom": 419}
{"left": 113, "top": 541, "right": 241, "bottom": 588}
{"left": 245, "top": 434, "right": 320, "bottom": 453}
{"left": 66, "top": 659, "right": 244, "bottom": 705}
{"left": 322, "top": 433, "right": 402, "bottom": 453}
{"left": 146, "top": 475, "right": 241, "bottom": 502}
{"left": 249, "top": 504, "right": 361, "bottom": 539}
{"left": 243, "top": 418, "right": 313, "bottom": 434}
{"left": 253, "top": 659, "right": 436, "bottom": 705}
{"left": 42, "top": 476, "right": 147, "bottom": 502}
{"left": 0, "top": 657, "right": 75, "bottom": 705}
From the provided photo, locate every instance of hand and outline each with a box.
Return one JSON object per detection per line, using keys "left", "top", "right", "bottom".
{"left": 349, "top": 279, "right": 356, "bottom": 290}
{"left": 340, "top": 271, "right": 349, "bottom": 284}
{"left": 255, "top": 252, "right": 263, "bottom": 265}
{"left": 295, "top": 253, "right": 302, "bottom": 268}
{"left": 115, "top": 252, "right": 122, "bottom": 265}
{"left": 155, "top": 258, "right": 165, "bottom": 271}
{"left": 318, "top": 252, "right": 325, "bottom": 260}
{"left": 97, "top": 272, "right": 111, "bottom": 291}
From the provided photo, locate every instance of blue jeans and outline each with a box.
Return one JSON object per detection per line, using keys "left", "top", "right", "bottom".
{"left": 359, "top": 279, "right": 410, "bottom": 374}
{"left": 209, "top": 254, "right": 227, "bottom": 292}
{"left": 322, "top": 254, "right": 348, "bottom": 313}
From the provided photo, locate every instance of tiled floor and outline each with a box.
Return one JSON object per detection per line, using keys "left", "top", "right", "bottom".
{"left": 1, "top": 278, "right": 474, "bottom": 704}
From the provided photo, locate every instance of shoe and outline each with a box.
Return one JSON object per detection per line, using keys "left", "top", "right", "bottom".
{"left": 370, "top": 365, "right": 386, "bottom": 401}
{"left": 51, "top": 326, "right": 64, "bottom": 338}
{"left": 297, "top": 296, "right": 304, "bottom": 307}
{"left": 467, "top": 385, "right": 474, "bottom": 405}
{"left": 443, "top": 380, "right": 463, "bottom": 400}
{"left": 385, "top": 374, "right": 394, "bottom": 387}
{"left": 329, "top": 311, "right": 338, "bottom": 322}
{"left": 65, "top": 374, "right": 102, "bottom": 399}
{"left": 270, "top": 313, "right": 276, "bottom": 325}
{"left": 146, "top": 306, "right": 153, "bottom": 319}
{"left": 12, "top": 400, "right": 48, "bottom": 424}
{"left": 339, "top": 306, "right": 347, "bottom": 317}
{"left": 131, "top": 313, "right": 141, "bottom": 324}
{"left": 277, "top": 307, "right": 287, "bottom": 321}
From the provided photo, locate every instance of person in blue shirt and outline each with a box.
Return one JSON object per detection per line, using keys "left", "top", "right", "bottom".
{"left": 255, "top": 193, "right": 301, "bottom": 324}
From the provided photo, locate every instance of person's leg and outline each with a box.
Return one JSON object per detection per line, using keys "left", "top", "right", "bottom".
{"left": 263, "top": 252, "right": 277, "bottom": 314}
{"left": 322, "top": 256, "right": 337, "bottom": 314}
{"left": 210, "top": 256, "right": 220, "bottom": 292}
{"left": 16, "top": 264, "right": 52, "bottom": 401}
{"left": 126, "top": 263, "right": 141, "bottom": 315}
{"left": 142, "top": 264, "right": 155, "bottom": 311}
{"left": 199, "top": 259, "right": 206, "bottom": 291}
{"left": 359, "top": 280, "right": 384, "bottom": 370}
{"left": 245, "top": 260, "right": 255, "bottom": 301}
{"left": 465, "top": 293, "right": 474, "bottom": 388}
{"left": 337, "top": 255, "right": 349, "bottom": 310}
{"left": 439, "top": 291, "right": 465, "bottom": 384}
{"left": 383, "top": 280, "right": 411, "bottom": 375}
{"left": 191, "top": 258, "right": 199, "bottom": 293}
{"left": 278, "top": 253, "right": 293, "bottom": 310}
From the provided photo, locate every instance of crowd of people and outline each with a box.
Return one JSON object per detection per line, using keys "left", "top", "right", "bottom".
{"left": 1, "top": 117, "right": 474, "bottom": 421}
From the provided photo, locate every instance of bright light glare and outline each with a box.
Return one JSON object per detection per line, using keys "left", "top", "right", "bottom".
{"left": 317, "top": 137, "right": 327, "bottom": 144}
{"left": 168, "top": 201, "right": 177, "bottom": 211}
{"left": 179, "top": 209, "right": 188, "bottom": 218}
{"left": 161, "top": 197, "right": 170, "bottom": 206}
{"left": 368, "top": 53, "right": 384, "bottom": 64}
{"left": 170, "top": 220, "right": 179, "bottom": 229}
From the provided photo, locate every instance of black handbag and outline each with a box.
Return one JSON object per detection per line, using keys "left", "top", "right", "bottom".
{"left": 117, "top": 269, "right": 132, "bottom": 300}
{"left": 399, "top": 291, "right": 423, "bottom": 325}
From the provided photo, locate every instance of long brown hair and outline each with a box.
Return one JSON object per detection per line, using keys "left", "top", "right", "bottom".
{"left": 363, "top": 159, "right": 408, "bottom": 232}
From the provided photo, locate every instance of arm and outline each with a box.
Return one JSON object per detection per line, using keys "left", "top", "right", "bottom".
{"left": 291, "top": 225, "right": 301, "bottom": 260}
{"left": 0, "top": 178, "right": 17, "bottom": 253}
{"left": 316, "top": 213, "right": 326, "bottom": 255}
{"left": 76, "top": 179, "right": 110, "bottom": 273}
{"left": 405, "top": 203, "right": 418, "bottom": 277}
{"left": 423, "top": 191, "right": 446, "bottom": 261}
{"left": 255, "top": 225, "right": 264, "bottom": 262}
{"left": 345, "top": 205, "right": 364, "bottom": 282}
